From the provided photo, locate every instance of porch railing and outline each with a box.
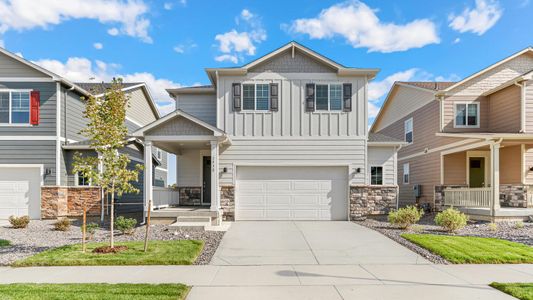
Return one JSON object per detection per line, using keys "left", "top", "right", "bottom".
{"left": 443, "top": 187, "right": 492, "bottom": 208}
{"left": 528, "top": 191, "right": 533, "bottom": 208}
{"left": 153, "top": 187, "right": 179, "bottom": 209}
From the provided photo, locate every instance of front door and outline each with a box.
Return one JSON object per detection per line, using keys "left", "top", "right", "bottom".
{"left": 202, "top": 156, "right": 211, "bottom": 205}
{"left": 469, "top": 157, "right": 485, "bottom": 187}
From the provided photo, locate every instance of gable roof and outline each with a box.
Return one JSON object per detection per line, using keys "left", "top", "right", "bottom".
{"left": 398, "top": 81, "right": 456, "bottom": 91}
{"left": 437, "top": 46, "right": 533, "bottom": 95}
{"left": 167, "top": 85, "right": 215, "bottom": 97}
{"left": 368, "top": 132, "right": 406, "bottom": 145}
{"left": 204, "top": 41, "right": 380, "bottom": 85}
{"left": 131, "top": 109, "right": 225, "bottom": 137}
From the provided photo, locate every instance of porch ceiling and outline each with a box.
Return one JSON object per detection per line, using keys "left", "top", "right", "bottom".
{"left": 152, "top": 140, "right": 210, "bottom": 154}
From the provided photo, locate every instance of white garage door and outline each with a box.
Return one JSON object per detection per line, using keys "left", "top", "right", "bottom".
{"left": 236, "top": 166, "right": 348, "bottom": 221}
{"left": 0, "top": 166, "right": 41, "bottom": 220}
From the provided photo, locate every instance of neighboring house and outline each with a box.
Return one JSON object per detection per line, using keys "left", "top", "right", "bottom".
{"left": 132, "top": 42, "right": 405, "bottom": 224}
{"left": 371, "top": 47, "right": 533, "bottom": 220}
{"left": 0, "top": 46, "right": 167, "bottom": 220}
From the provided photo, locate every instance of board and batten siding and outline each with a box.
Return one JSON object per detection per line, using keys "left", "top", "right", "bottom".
{"left": 367, "top": 146, "right": 396, "bottom": 185}
{"left": 0, "top": 54, "right": 49, "bottom": 78}
{"left": 176, "top": 93, "right": 216, "bottom": 126}
{"left": 373, "top": 85, "right": 435, "bottom": 132}
{"left": 488, "top": 84, "right": 521, "bottom": 133}
{"left": 525, "top": 81, "right": 533, "bottom": 133}
{"left": 217, "top": 74, "right": 367, "bottom": 138}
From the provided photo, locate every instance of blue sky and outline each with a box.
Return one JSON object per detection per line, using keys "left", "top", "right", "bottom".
{"left": 0, "top": 0, "right": 531, "bottom": 184}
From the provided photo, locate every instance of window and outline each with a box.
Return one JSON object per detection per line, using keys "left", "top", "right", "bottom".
{"left": 370, "top": 166, "right": 383, "bottom": 185}
{"left": 0, "top": 90, "right": 30, "bottom": 124}
{"left": 156, "top": 149, "right": 163, "bottom": 160}
{"left": 455, "top": 103, "right": 479, "bottom": 127}
{"left": 242, "top": 83, "right": 269, "bottom": 111}
{"left": 403, "top": 163, "right": 410, "bottom": 184}
{"left": 76, "top": 172, "right": 91, "bottom": 186}
{"left": 404, "top": 118, "right": 413, "bottom": 144}
{"left": 315, "top": 84, "right": 343, "bottom": 111}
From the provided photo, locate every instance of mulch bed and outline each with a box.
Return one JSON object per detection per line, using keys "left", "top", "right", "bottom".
{"left": 92, "top": 245, "right": 129, "bottom": 254}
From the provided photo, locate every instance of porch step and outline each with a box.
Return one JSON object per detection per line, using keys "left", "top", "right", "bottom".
{"left": 176, "top": 216, "right": 211, "bottom": 223}
{"left": 168, "top": 221, "right": 210, "bottom": 231}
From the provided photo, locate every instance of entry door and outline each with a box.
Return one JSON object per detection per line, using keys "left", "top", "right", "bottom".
{"left": 202, "top": 157, "right": 211, "bottom": 205}
{"left": 469, "top": 157, "right": 485, "bottom": 187}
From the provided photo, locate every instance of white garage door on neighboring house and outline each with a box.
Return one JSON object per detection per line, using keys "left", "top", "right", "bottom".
{"left": 0, "top": 166, "right": 42, "bottom": 220}
{"left": 236, "top": 166, "right": 348, "bottom": 221}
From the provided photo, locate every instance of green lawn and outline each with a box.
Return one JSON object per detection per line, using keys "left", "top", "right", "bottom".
{"left": 490, "top": 283, "right": 533, "bottom": 300}
{"left": 0, "top": 239, "right": 10, "bottom": 247}
{"left": 401, "top": 234, "right": 533, "bottom": 264}
{"left": 0, "top": 283, "right": 189, "bottom": 300}
{"left": 13, "top": 240, "right": 204, "bottom": 267}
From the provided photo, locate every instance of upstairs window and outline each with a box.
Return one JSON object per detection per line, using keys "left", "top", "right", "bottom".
{"left": 455, "top": 103, "right": 479, "bottom": 128}
{"left": 315, "top": 84, "right": 343, "bottom": 111}
{"left": 0, "top": 90, "right": 30, "bottom": 124}
{"left": 370, "top": 166, "right": 383, "bottom": 185}
{"left": 403, "top": 163, "right": 410, "bottom": 184}
{"left": 404, "top": 118, "right": 413, "bottom": 144}
{"left": 242, "top": 84, "right": 269, "bottom": 111}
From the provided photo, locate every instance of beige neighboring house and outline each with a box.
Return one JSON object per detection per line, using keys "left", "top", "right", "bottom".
{"left": 371, "top": 47, "right": 533, "bottom": 221}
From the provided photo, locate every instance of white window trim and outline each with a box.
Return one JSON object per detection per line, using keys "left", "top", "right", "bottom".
{"left": 315, "top": 83, "right": 343, "bottom": 112}
{"left": 242, "top": 83, "right": 270, "bottom": 112}
{"left": 370, "top": 165, "right": 384, "bottom": 186}
{"left": 0, "top": 89, "right": 33, "bottom": 126}
{"left": 404, "top": 118, "right": 413, "bottom": 145}
{"left": 74, "top": 171, "right": 92, "bottom": 186}
{"left": 453, "top": 101, "right": 480, "bottom": 128}
{"left": 403, "top": 163, "right": 410, "bottom": 185}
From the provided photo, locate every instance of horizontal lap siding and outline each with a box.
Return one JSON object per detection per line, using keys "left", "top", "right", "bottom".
{"left": 0, "top": 54, "right": 49, "bottom": 77}
{"left": 398, "top": 152, "right": 440, "bottom": 206}
{"left": 526, "top": 82, "right": 533, "bottom": 133}
{"left": 525, "top": 145, "right": 533, "bottom": 184}
{"left": 177, "top": 93, "right": 216, "bottom": 126}
{"left": 368, "top": 147, "right": 395, "bottom": 185}
{"left": 0, "top": 140, "right": 56, "bottom": 185}
{"left": 219, "top": 139, "right": 366, "bottom": 185}
{"left": 442, "top": 95, "right": 489, "bottom": 132}
{"left": 488, "top": 85, "right": 521, "bottom": 132}
{"left": 126, "top": 88, "right": 158, "bottom": 125}
{"left": 443, "top": 152, "right": 467, "bottom": 185}
{"left": 500, "top": 145, "right": 521, "bottom": 184}
{"left": 0, "top": 82, "right": 56, "bottom": 136}
{"left": 64, "top": 89, "right": 87, "bottom": 141}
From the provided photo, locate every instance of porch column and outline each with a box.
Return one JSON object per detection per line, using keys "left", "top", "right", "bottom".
{"left": 490, "top": 142, "right": 501, "bottom": 216}
{"left": 144, "top": 141, "right": 153, "bottom": 219}
{"left": 210, "top": 140, "right": 220, "bottom": 212}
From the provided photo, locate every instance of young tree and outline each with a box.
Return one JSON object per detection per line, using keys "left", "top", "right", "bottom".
{"left": 73, "top": 78, "right": 142, "bottom": 248}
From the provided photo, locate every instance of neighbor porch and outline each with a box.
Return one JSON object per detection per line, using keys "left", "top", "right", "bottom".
{"left": 436, "top": 136, "right": 533, "bottom": 221}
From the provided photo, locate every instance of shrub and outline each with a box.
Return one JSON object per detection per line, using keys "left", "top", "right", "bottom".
{"left": 8, "top": 215, "right": 30, "bottom": 229}
{"left": 388, "top": 206, "right": 424, "bottom": 229}
{"left": 410, "top": 224, "right": 424, "bottom": 233}
{"left": 514, "top": 221, "right": 524, "bottom": 229}
{"left": 54, "top": 218, "right": 71, "bottom": 231}
{"left": 83, "top": 223, "right": 100, "bottom": 240}
{"left": 488, "top": 222, "right": 498, "bottom": 231}
{"left": 434, "top": 208, "right": 468, "bottom": 232}
{"left": 115, "top": 216, "right": 137, "bottom": 235}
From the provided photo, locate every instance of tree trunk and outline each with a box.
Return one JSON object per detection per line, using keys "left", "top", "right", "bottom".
{"left": 110, "top": 186, "right": 115, "bottom": 248}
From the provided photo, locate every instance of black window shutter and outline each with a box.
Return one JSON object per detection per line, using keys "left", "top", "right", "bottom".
{"left": 305, "top": 83, "right": 315, "bottom": 112}
{"left": 343, "top": 83, "right": 352, "bottom": 112}
{"left": 270, "top": 83, "right": 279, "bottom": 112}
{"left": 232, "top": 83, "right": 241, "bottom": 111}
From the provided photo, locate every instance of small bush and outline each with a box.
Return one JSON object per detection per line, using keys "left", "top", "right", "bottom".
{"left": 388, "top": 206, "right": 424, "bottom": 229}
{"left": 54, "top": 218, "right": 71, "bottom": 231}
{"left": 8, "top": 215, "right": 30, "bottom": 229}
{"left": 83, "top": 223, "right": 100, "bottom": 240}
{"left": 409, "top": 224, "right": 424, "bottom": 233}
{"left": 514, "top": 221, "right": 524, "bottom": 229}
{"left": 434, "top": 208, "right": 468, "bottom": 232}
{"left": 115, "top": 216, "right": 137, "bottom": 235}
{"left": 488, "top": 222, "right": 498, "bottom": 231}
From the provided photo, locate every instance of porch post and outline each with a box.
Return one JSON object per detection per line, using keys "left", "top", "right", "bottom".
{"left": 144, "top": 141, "right": 153, "bottom": 220}
{"left": 490, "top": 142, "right": 501, "bottom": 216}
{"left": 210, "top": 140, "right": 220, "bottom": 212}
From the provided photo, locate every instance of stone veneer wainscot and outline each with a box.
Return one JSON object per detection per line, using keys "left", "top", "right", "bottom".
{"left": 220, "top": 185, "right": 235, "bottom": 221}
{"left": 349, "top": 185, "right": 398, "bottom": 220}
{"left": 41, "top": 186, "right": 101, "bottom": 219}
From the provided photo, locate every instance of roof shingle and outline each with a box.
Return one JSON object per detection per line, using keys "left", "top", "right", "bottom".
{"left": 398, "top": 81, "right": 456, "bottom": 91}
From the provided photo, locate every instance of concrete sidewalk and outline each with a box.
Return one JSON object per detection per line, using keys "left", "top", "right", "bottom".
{"left": 1, "top": 264, "right": 531, "bottom": 299}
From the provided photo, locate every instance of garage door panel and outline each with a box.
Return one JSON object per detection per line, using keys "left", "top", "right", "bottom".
{"left": 0, "top": 167, "right": 41, "bottom": 220}
{"left": 236, "top": 166, "right": 348, "bottom": 221}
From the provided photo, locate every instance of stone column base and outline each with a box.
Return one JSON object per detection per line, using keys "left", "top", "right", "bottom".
{"left": 220, "top": 185, "right": 235, "bottom": 221}
{"left": 349, "top": 185, "right": 398, "bottom": 221}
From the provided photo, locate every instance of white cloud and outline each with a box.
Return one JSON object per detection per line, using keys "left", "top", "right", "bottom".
{"left": 288, "top": 1, "right": 440, "bottom": 53}
{"left": 173, "top": 41, "right": 197, "bottom": 54}
{"left": 93, "top": 42, "right": 103, "bottom": 50}
{"left": 163, "top": 2, "right": 173, "bottom": 10}
{"left": 368, "top": 68, "right": 419, "bottom": 101}
{"left": 453, "top": 37, "right": 461, "bottom": 44}
{"left": 0, "top": 0, "right": 152, "bottom": 42}
{"left": 180, "top": 0, "right": 187, "bottom": 6}
{"left": 33, "top": 57, "right": 182, "bottom": 115}
{"left": 107, "top": 27, "right": 119, "bottom": 36}
{"left": 214, "top": 9, "right": 267, "bottom": 63}
{"left": 449, "top": 0, "right": 502, "bottom": 35}
{"left": 368, "top": 102, "right": 381, "bottom": 118}
{"left": 0, "top": 39, "right": 4, "bottom": 47}
{"left": 15, "top": 52, "right": 23, "bottom": 57}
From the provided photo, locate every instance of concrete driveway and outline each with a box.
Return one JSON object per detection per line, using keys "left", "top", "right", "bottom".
{"left": 211, "top": 221, "right": 428, "bottom": 265}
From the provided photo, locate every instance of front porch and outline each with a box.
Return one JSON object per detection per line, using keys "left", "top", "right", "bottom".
{"left": 436, "top": 138, "right": 533, "bottom": 221}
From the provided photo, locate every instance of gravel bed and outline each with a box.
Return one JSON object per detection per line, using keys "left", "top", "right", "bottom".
{"left": 356, "top": 214, "right": 533, "bottom": 264}
{"left": 0, "top": 220, "right": 224, "bottom": 266}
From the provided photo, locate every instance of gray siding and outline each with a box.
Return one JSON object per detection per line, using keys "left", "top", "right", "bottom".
{"left": 249, "top": 48, "right": 336, "bottom": 73}
{"left": 0, "top": 140, "right": 56, "bottom": 185}
{"left": 146, "top": 117, "right": 213, "bottom": 136}
{"left": 0, "top": 82, "right": 57, "bottom": 136}
{"left": 0, "top": 54, "right": 49, "bottom": 78}
{"left": 126, "top": 87, "right": 158, "bottom": 125}
{"left": 63, "top": 88, "right": 87, "bottom": 141}
{"left": 177, "top": 93, "right": 216, "bottom": 126}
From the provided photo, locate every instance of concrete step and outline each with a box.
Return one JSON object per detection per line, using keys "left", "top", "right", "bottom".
{"left": 169, "top": 221, "right": 210, "bottom": 231}
{"left": 176, "top": 216, "right": 211, "bottom": 223}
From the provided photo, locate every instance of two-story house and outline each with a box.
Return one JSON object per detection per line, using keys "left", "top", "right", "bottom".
{"left": 0, "top": 46, "right": 167, "bottom": 221}
{"left": 132, "top": 42, "right": 405, "bottom": 225}
{"left": 371, "top": 47, "right": 533, "bottom": 221}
